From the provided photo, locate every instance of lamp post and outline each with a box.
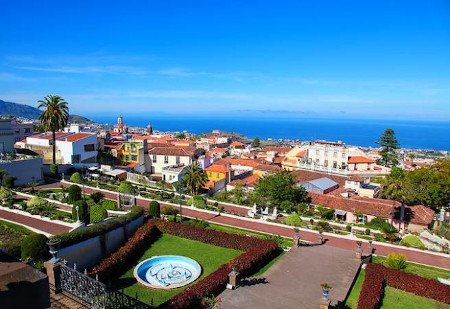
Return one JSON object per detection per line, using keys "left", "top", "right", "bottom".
{"left": 177, "top": 182, "right": 183, "bottom": 222}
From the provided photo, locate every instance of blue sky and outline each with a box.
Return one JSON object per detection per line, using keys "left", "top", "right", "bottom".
{"left": 1, "top": 1, "right": 450, "bottom": 120}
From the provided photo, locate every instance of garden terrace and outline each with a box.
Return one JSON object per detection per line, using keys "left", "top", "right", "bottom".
{"left": 0, "top": 219, "right": 33, "bottom": 259}
{"left": 88, "top": 219, "right": 278, "bottom": 308}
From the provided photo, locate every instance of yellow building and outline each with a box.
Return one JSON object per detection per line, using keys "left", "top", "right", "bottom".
{"left": 205, "top": 164, "right": 232, "bottom": 182}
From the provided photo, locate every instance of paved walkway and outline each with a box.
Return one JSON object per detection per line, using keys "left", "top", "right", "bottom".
{"left": 0, "top": 209, "right": 71, "bottom": 235}
{"left": 38, "top": 181, "right": 450, "bottom": 269}
{"left": 220, "top": 245, "right": 361, "bottom": 309}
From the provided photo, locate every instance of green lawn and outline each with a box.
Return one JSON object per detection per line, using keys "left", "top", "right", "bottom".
{"left": 0, "top": 219, "right": 33, "bottom": 259}
{"left": 111, "top": 234, "right": 242, "bottom": 306}
{"left": 381, "top": 287, "right": 450, "bottom": 309}
{"left": 400, "top": 235, "right": 426, "bottom": 250}
{"left": 345, "top": 257, "right": 450, "bottom": 309}
{"left": 345, "top": 269, "right": 365, "bottom": 309}
{"left": 372, "top": 255, "right": 450, "bottom": 280}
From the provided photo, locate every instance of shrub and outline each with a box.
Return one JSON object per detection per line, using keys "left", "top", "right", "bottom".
{"left": 89, "top": 220, "right": 160, "bottom": 281}
{"left": 346, "top": 224, "right": 352, "bottom": 232}
{"left": 316, "top": 205, "right": 334, "bottom": 220}
{"left": 365, "top": 228, "right": 371, "bottom": 235}
{"left": 185, "top": 218, "right": 209, "bottom": 228}
{"left": 90, "top": 205, "right": 108, "bottom": 223}
{"left": 90, "top": 192, "right": 105, "bottom": 204}
{"left": 101, "top": 199, "right": 117, "bottom": 210}
{"left": 162, "top": 207, "right": 180, "bottom": 216}
{"left": 384, "top": 253, "right": 407, "bottom": 270}
{"left": 357, "top": 263, "right": 450, "bottom": 309}
{"left": 284, "top": 213, "right": 303, "bottom": 227}
{"left": 280, "top": 200, "right": 294, "bottom": 213}
{"left": 189, "top": 195, "right": 207, "bottom": 209}
{"left": 4, "top": 176, "right": 16, "bottom": 188}
{"left": 72, "top": 200, "right": 90, "bottom": 224}
{"left": 296, "top": 203, "right": 308, "bottom": 214}
{"left": 118, "top": 181, "right": 134, "bottom": 194}
{"left": 67, "top": 184, "right": 82, "bottom": 203}
{"left": 26, "top": 196, "right": 46, "bottom": 208}
{"left": 148, "top": 201, "right": 161, "bottom": 218}
{"left": 317, "top": 221, "right": 332, "bottom": 232}
{"left": 51, "top": 206, "right": 144, "bottom": 248}
{"left": 69, "top": 172, "right": 82, "bottom": 183}
{"left": 21, "top": 233, "right": 49, "bottom": 263}
{"left": 400, "top": 235, "right": 426, "bottom": 250}
{"left": 49, "top": 164, "right": 58, "bottom": 175}
{"left": 0, "top": 187, "right": 13, "bottom": 201}
{"left": 366, "top": 217, "right": 397, "bottom": 234}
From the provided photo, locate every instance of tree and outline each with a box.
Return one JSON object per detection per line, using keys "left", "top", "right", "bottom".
{"left": 148, "top": 201, "right": 161, "bottom": 218}
{"left": 118, "top": 181, "right": 135, "bottom": 194}
{"left": 4, "top": 176, "right": 16, "bottom": 188}
{"left": 90, "top": 205, "right": 107, "bottom": 223}
{"left": 0, "top": 169, "right": 6, "bottom": 186}
{"left": 21, "top": 234, "right": 49, "bottom": 263}
{"left": 90, "top": 192, "right": 104, "bottom": 204}
{"left": 377, "top": 128, "right": 400, "bottom": 167}
{"left": 38, "top": 95, "right": 69, "bottom": 165}
{"left": 253, "top": 171, "right": 308, "bottom": 207}
{"left": 72, "top": 200, "right": 89, "bottom": 224}
{"left": 183, "top": 163, "right": 207, "bottom": 195}
{"left": 252, "top": 137, "right": 261, "bottom": 148}
{"left": 70, "top": 172, "right": 82, "bottom": 183}
{"left": 67, "top": 184, "right": 82, "bottom": 203}
{"left": 174, "top": 133, "right": 186, "bottom": 139}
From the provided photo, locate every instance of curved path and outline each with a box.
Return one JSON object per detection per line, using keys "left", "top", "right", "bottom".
{"left": 0, "top": 209, "right": 71, "bottom": 235}
{"left": 38, "top": 181, "right": 450, "bottom": 269}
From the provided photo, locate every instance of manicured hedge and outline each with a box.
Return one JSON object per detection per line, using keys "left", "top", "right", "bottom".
{"left": 88, "top": 220, "right": 160, "bottom": 282}
{"left": 50, "top": 206, "right": 144, "bottom": 248}
{"left": 357, "top": 263, "right": 450, "bottom": 309}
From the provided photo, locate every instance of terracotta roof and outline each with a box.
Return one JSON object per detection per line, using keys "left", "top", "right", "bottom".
{"left": 261, "top": 146, "right": 292, "bottom": 154}
{"left": 348, "top": 156, "right": 375, "bottom": 164}
{"left": 295, "top": 150, "right": 307, "bottom": 158}
{"left": 228, "top": 174, "right": 260, "bottom": 187}
{"left": 206, "top": 164, "right": 231, "bottom": 174}
{"left": 405, "top": 205, "right": 435, "bottom": 226}
{"left": 254, "top": 164, "right": 282, "bottom": 172}
{"left": 148, "top": 146, "right": 195, "bottom": 156}
{"left": 272, "top": 157, "right": 284, "bottom": 164}
{"left": 291, "top": 170, "right": 347, "bottom": 187}
{"left": 209, "top": 148, "right": 227, "bottom": 154}
{"left": 348, "top": 175, "right": 365, "bottom": 182}
{"left": 309, "top": 192, "right": 394, "bottom": 218}
{"left": 214, "top": 158, "right": 259, "bottom": 168}
{"left": 28, "top": 132, "right": 67, "bottom": 140}
{"left": 57, "top": 133, "right": 95, "bottom": 142}
{"left": 231, "top": 141, "right": 246, "bottom": 148}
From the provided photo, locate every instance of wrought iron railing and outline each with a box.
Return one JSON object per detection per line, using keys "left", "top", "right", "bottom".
{"left": 59, "top": 263, "right": 151, "bottom": 309}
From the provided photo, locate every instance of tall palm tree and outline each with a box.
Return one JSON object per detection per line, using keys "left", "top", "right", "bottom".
{"left": 38, "top": 95, "right": 69, "bottom": 165}
{"left": 381, "top": 167, "right": 407, "bottom": 231}
{"left": 183, "top": 163, "right": 207, "bottom": 195}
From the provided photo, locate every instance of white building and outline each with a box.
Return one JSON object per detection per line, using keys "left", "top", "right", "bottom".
{"left": 11, "top": 119, "right": 34, "bottom": 142}
{"left": 19, "top": 132, "right": 98, "bottom": 165}
{"left": 145, "top": 146, "right": 195, "bottom": 175}
{"left": 161, "top": 165, "right": 189, "bottom": 184}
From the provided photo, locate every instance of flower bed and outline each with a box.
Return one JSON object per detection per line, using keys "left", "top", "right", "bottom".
{"left": 357, "top": 263, "right": 450, "bottom": 309}
{"left": 89, "top": 219, "right": 278, "bottom": 308}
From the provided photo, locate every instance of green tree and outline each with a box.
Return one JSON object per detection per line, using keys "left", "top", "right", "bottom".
{"left": 90, "top": 205, "right": 107, "bottom": 223}
{"left": 231, "top": 184, "right": 245, "bottom": 205}
{"left": 251, "top": 137, "right": 261, "bottom": 148}
{"left": 4, "top": 176, "right": 16, "bottom": 188}
{"left": 72, "top": 200, "right": 89, "bottom": 224}
{"left": 37, "top": 95, "right": 69, "bottom": 165}
{"left": 118, "top": 181, "right": 135, "bottom": 194}
{"left": 0, "top": 169, "right": 6, "bottom": 186}
{"left": 381, "top": 167, "right": 408, "bottom": 227}
{"left": 377, "top": 128, "right": 400, "bottom": 167}
{"left": 148, "top": 201, "right": 161, "bottom": 218}
{"left": 21, "top": 233, "right": 49, "bottom": 263}
{"left": 70, "top": 172, "right": 82, "bottom": 183}
{"left": 183, "top": 163, "right": 207, "bottom": 195}
{"left": 67, "top": 184, "right": 82, "bottom": 203}
{"left": 253, "top": 171, "right": 308, "bottom": 207}
{"left": 174, "top": 133, "right": 186, "bottom": 139}
{"left": 90, "top": 192, "right": 104, "bottom": 204}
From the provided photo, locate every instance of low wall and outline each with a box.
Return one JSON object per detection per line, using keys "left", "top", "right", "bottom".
{"left": 56, "top": 215, "right": 144, "bottom": 270}
{"left": 0, "top": 157, "right": 43, "bottom": 186}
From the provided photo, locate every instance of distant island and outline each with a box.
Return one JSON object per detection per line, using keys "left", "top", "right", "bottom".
{"left": 0, "top": 99, "right": 93, "bottom": 123}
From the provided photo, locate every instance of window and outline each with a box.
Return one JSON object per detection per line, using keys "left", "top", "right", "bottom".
{"left": 333, "top": 161, "right": 337, "bottom": 168}
{"left": 84, "top": 144, "right": 95, "bottom": 152}
{"left": 315, "top": 158, "right": 320, "bottom": 164}
{"left": 342, "top": 152, "right": 346, "bottom": 159}
{"left": 72, "top": 154, "right": 81, "bottom": 163}
{"left": 152, "top": 155, "right": 157, "bottom": 163}
{"left": 176, "top": 156, "right": 180, "bottom": 165}
{"left": 164, "top": 155, "right": 169, "bottom": 164}
{"left": 324, "top": 160, "right": 328, "bottom": 167}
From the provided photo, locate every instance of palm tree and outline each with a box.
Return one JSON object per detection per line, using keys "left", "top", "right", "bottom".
{"left": 381, "top": 168, "right": 407, "bottom": 231}
{"left": 38, "top": 95, "right": 69, "bottom": 165}
{"left": 183, "top": 163, "right": 207, "bottom": 195}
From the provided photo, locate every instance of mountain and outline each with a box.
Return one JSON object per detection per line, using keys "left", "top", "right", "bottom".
{"left": 0, "top": 99, "right": 41, "bottom": 119}
{"left": 0, "top": 99, "right": 93, "bottom": 123}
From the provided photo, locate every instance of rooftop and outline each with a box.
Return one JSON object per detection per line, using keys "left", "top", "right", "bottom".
{"left": 303, "top": 177, "right": 339, "bottom": 191}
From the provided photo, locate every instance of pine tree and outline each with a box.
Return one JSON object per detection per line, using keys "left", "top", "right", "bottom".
{"left": 377, "top": 129, "right": 400, "bottom": 167}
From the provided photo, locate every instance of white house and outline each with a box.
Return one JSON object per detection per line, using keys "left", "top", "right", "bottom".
{"left": 161, "top": 165, "right": 189, "bottom": 184}
{"left": 145, "top": 146, "right": 195, "bottom": 175}
{"left": 19, "top": 132, "right": 98, "bottom": 165}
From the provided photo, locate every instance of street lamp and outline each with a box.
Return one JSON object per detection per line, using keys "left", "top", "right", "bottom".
{"left": 177, "top": 181, "right": 184, "bottom": 222}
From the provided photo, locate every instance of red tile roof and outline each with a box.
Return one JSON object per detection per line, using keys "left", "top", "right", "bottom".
{"left": 57, "top": 133, "right": 95, "bottom": 142}
{"left": 214, "top": 158, "right": 259, "bottom": 168}
{"left": 148, "top": 146, "right": 195, "bottom": 156}
{"left": 291, "top": 170, "right": 347, "bottom": 187}
{"left": 348, "top": 156, "right": 375, "bottom": 164}
{"left": 261, "top": 146, "right": 292, "bottom": 154}
{"left": 254, "top": 164, "right": 282, "bottom": 172}
{"left": 206, "top": 164, "right": 231, "bottom": 174}
{"left": 29, "top": 132, "right": 67, "bottom": 140}
{"left": 231, "top": 141, "right": 246, "bottom": 148}
{"left": 406, "top": 205, "right": 435, "bottom": 226}
{"left": 228, "top": 174, "right": 260, "bottom": 187}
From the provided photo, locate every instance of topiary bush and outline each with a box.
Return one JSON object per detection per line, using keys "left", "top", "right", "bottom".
{"left": 118, "top": 181, "right": 134, "bottom": 194}
{"left": 69, "top": 172, "right": 82, "bottom": 183}
{"left": 67, "top": 184, "right": 82, "bottom": 203}
{"left": 148, "top": 201, "right": 161, "bottom": 218}
{"left": 90, "top": 192, "right": 104, "bottom": 204}
{"left": 49, "top": 164, "right": 59, "bottom": 176}
{"left": 21, "top": 233, "right": 49, "bottom": 263}
{"left": 72, "top": 200, "right": 90, "bottom": 224}
{"left": 346, "top": 224, "right": 352, "bottom": 232}
{"left": 284, "top": 213, "right": 303, "bottom": 227}
{"left": 189, "top": 195, "right": 207, "bottom": 209}
{"left": 101, "top": 199, "right": 118, "bottom": 210}
{"left": 90, "top": 205, "right": 108, "bottom": 223}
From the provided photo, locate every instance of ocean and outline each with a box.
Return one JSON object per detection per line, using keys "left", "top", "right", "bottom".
{"left": 89, "top": 115, "right": 450, "bottom": 151}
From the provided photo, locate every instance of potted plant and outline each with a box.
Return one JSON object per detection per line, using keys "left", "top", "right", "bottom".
{"left": 47, "top": 236, "right": 62, "bottom": 262}
{"left": 320, "top": 283, "right": 332, "bottom": 301}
